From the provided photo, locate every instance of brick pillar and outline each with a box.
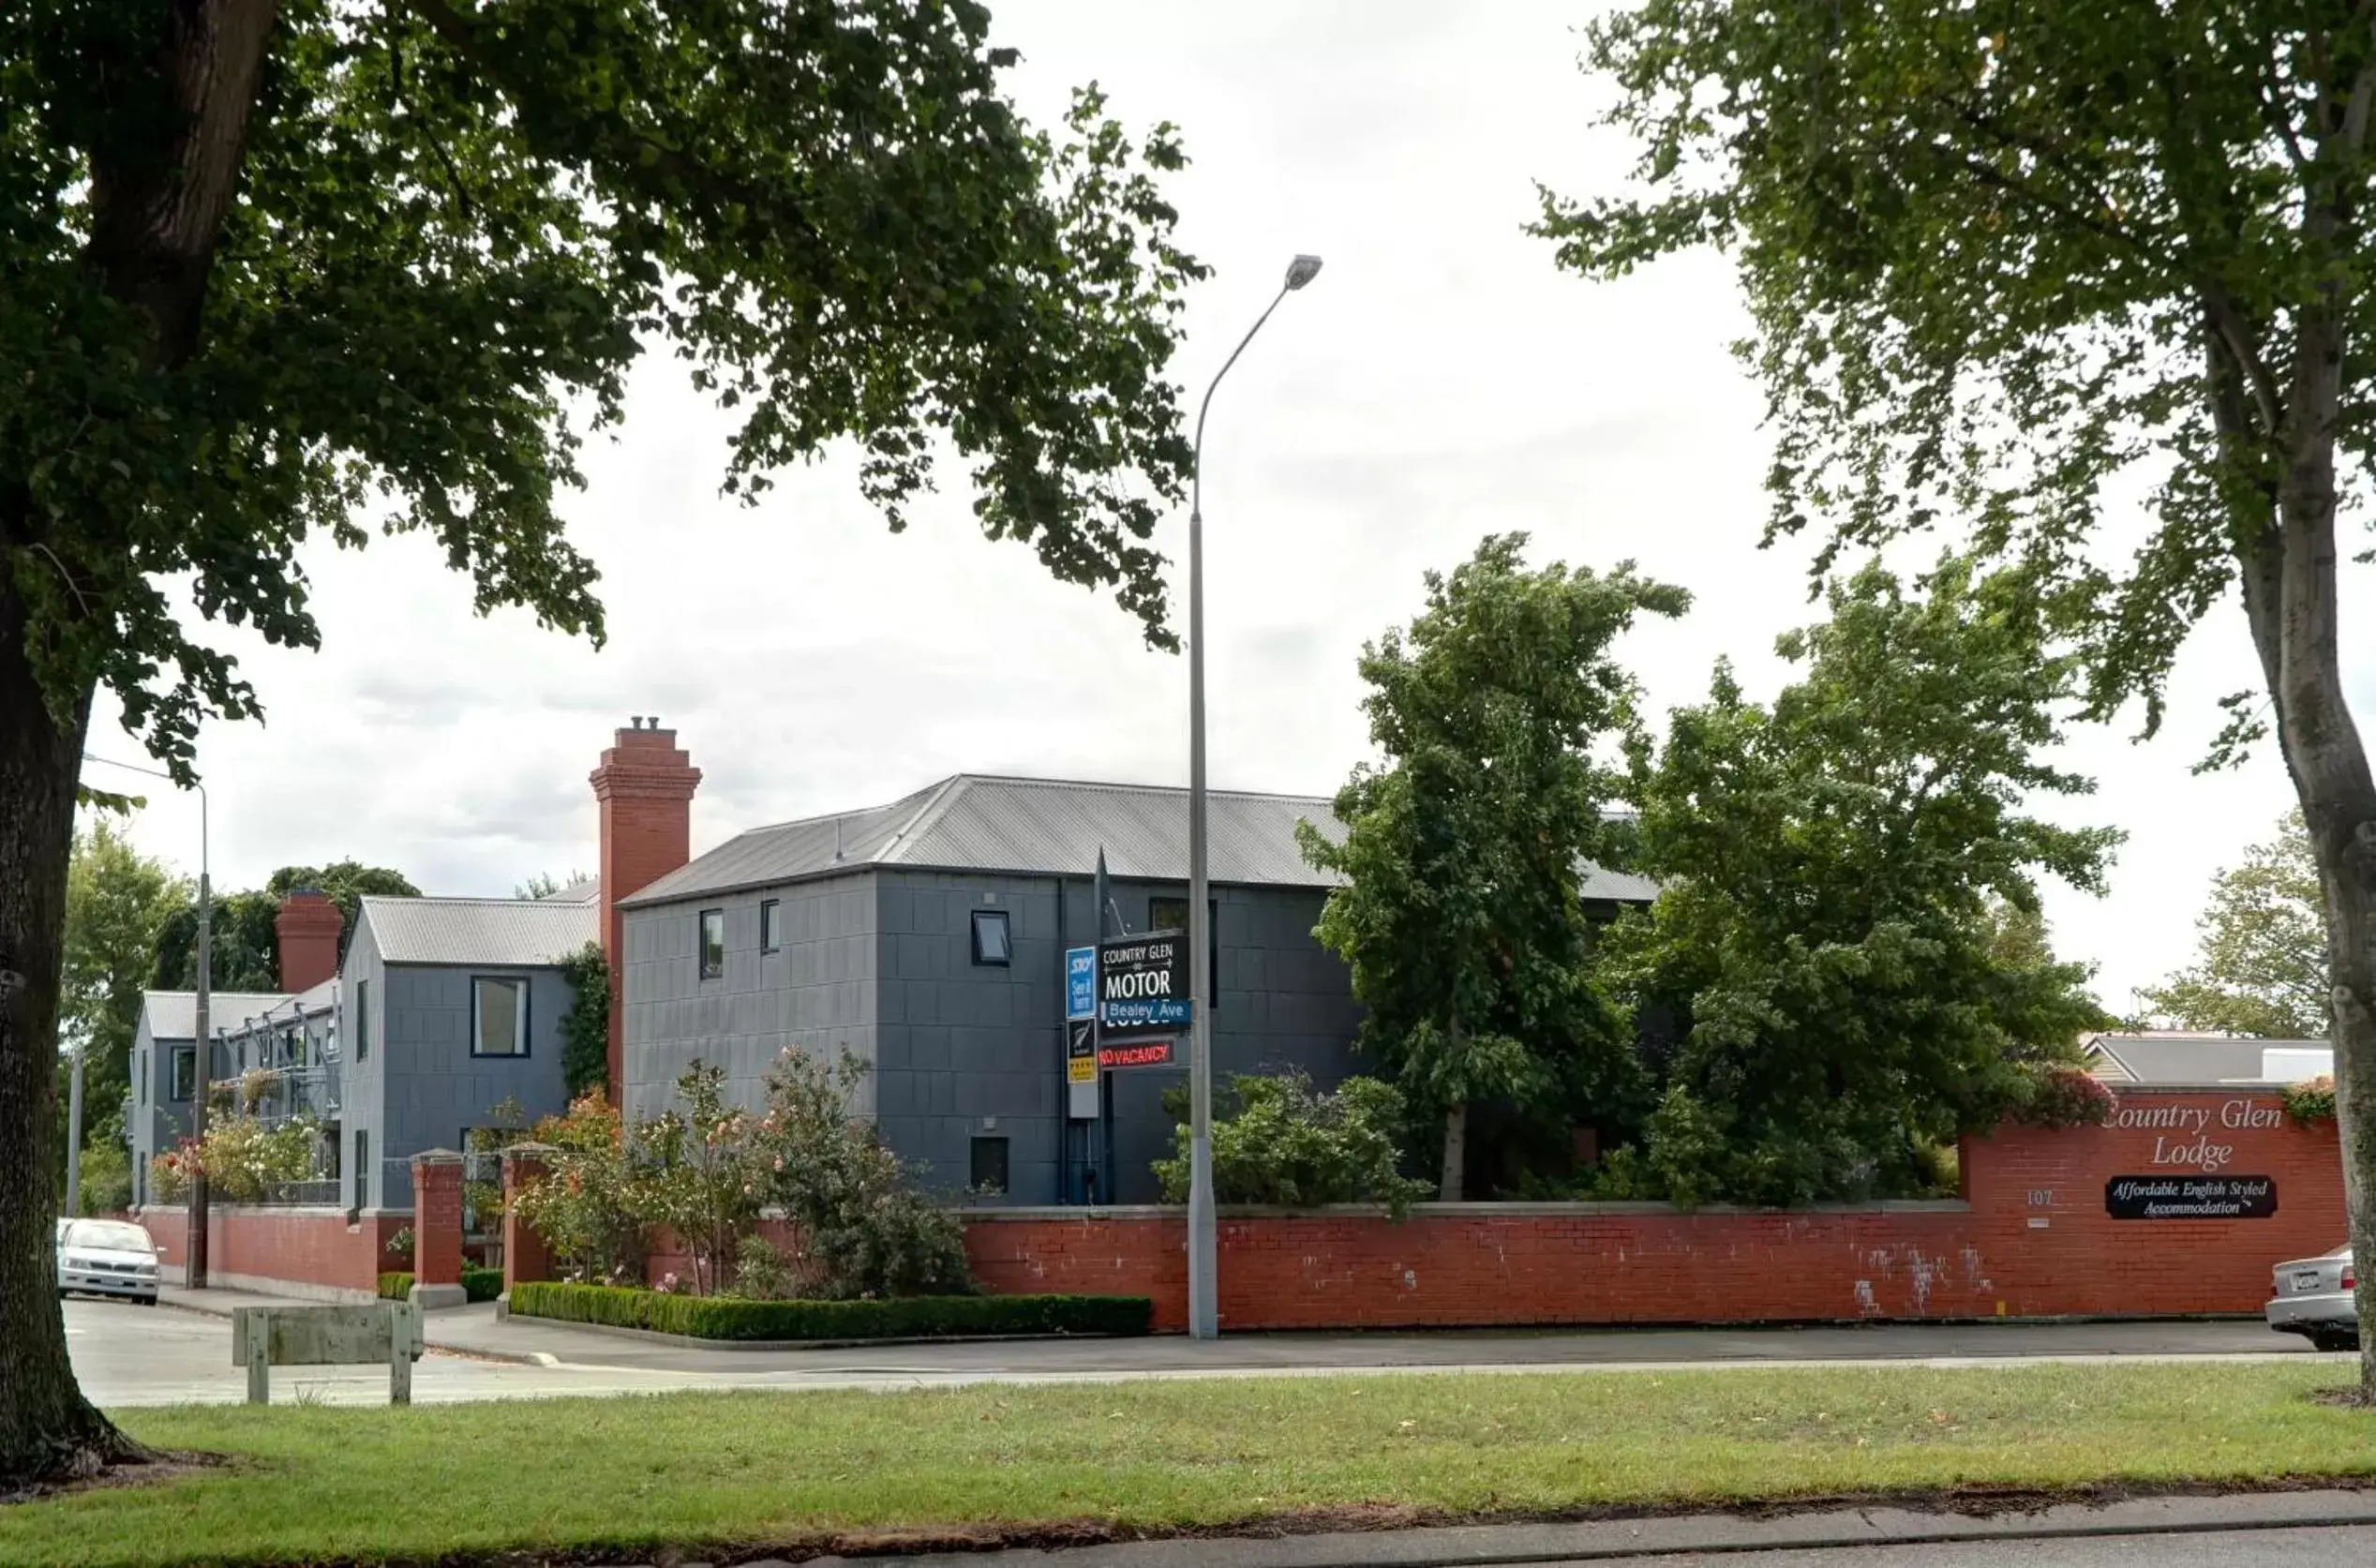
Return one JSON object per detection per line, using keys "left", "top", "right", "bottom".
{"left": 501, "top": 1142, "right": 556, "bottom": 1297}
{"left": 410, "top": 1149, "right": 467, "bottom": 1309}
{"left": 274, "top": 888, "right": 344, "bottom": 993}
{"left": 590, "top": 720, "right": 701, "bottom": 1106}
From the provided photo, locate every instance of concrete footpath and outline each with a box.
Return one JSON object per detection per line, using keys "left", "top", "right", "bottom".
{"left": 147, "top": 1285, "right": 2325, "bottom": 1383}
{"left": 763, "top": 1491, "right": 2376, "bottom": 1567}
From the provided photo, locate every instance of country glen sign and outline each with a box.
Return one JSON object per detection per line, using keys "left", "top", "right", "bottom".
{"left": 2101, "top": 1095, "right": 2287, "bottom": 1220}
{"left": 1097, "top": 929, "right": 1189, "bottom": 1064}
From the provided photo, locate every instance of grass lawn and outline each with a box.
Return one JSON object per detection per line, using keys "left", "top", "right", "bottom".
{"left": 7, "top": 1363, "right": 2376, "bottom": 1566}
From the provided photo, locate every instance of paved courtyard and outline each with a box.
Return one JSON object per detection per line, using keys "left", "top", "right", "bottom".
{"left": 64, "top": 1292, "right": 2326, "bottom": 1409}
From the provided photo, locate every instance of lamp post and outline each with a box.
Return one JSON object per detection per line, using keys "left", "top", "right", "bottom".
{"left": 82, "top": 753, "right": 210, "bottom": 1286}
{"left": 1186, "top": 253, "right": 1322, "bottom": 1341}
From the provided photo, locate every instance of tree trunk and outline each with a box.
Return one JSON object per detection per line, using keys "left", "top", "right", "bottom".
{"left": 0, "top": 579, "right": 143, "bottom": 1484}
{"left": 2234, "top": 279, "right": 2376, "bottom": 1397}
{"left": 1439, "top": 1100, "right": 1467, "bottom": 1203}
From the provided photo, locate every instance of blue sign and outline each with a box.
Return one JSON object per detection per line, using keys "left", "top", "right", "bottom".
{"left": 1101, "top": 996, "right": 1192, "bottom": 1031}
{"left": 1066, "top": 947, "right": 1098, "bottom": 1021}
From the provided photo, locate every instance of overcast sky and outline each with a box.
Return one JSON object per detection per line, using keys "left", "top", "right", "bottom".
{"left": 80, "top": 0, "right": 2367, "bottom": 1014}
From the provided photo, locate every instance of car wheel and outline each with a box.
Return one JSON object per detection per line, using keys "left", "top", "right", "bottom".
{"left": 2310, "top": 1329, "right": 2360, "bottom": 1353}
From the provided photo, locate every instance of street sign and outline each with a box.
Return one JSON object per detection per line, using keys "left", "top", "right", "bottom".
{"left": 1066, "top": 947, "right": 1097, "bottom": 1022}
{"left": 1098, "top": 929, "right": 1189, "bottom": 1044}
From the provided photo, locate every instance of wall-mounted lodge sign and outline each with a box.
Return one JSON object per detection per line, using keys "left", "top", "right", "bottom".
{"left": 2105, "top": 1174, "right": 2278, "bottom": 1220}
{"left": 2104, "top": 1096, "right": 2285, "bottom": 1173}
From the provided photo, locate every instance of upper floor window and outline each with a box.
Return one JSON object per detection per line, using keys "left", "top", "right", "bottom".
{"left": 472, "top": 977, "right": 529, "bottom": 1056}
{"left": 699, "top": 909, "right": 725, "bottom": 979}
{"left": 170, "top": 1045, "right": 194, "bottom": 1102}
{"left": 970, "top": 908, "right": 1011, "bottom": 966}
{"left": 355, "top": 978, "right": 371, "bottom": 1061}
{"left": 760, "top": 899, "right": 783, "bottom": 954}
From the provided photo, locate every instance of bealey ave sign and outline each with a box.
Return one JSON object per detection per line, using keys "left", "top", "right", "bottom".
{"left": 1098, "top": 928, "right": 1188, "bottom": 1068}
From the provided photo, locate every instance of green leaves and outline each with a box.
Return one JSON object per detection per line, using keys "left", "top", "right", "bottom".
{"left": 3, "top": 0, "right": 1204, "bottom": 777}
{"left": 1302, "top": 534, "right": 1687, "bottom": 1196}
{"left": 1606, "top": 557, "right": 2117, "bottom": 1206}
{"left": 2137, "top": 809, "right": 2331, "bottom": 1038}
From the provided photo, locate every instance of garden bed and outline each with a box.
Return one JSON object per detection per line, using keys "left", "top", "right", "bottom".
{"left": 506, "top": 1281, "right": 1152, "bottom": 1341}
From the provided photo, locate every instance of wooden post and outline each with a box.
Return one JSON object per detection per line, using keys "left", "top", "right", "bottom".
{"left": 245, "top": 1312, "right": 270, "bottom": 1406}
{"left": 387, "top": 1301, "right": 414, "bottom": 1406}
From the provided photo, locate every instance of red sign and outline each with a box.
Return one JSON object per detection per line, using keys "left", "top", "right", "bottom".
{"left": 1097, "top": 1040, "right": 1174, "bottom": 1070}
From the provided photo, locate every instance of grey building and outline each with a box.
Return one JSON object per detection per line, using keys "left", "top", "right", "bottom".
{"left": 340, "top": 891, "right": 591, "bottom": 1210}
{"left": 128, "top": 989, "right": 291, "bottom": 1207}
{"left": 619, "top": 774, "right": 1656, "bottom": 1205}
{"left": 130, "top": 887, "right": 591, "bottom": 1216}
{"left": 2084, "top": 1032, "right": 2333, "bottom": 1085}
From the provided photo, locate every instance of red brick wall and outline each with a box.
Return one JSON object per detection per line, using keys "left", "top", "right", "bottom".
{"left": 138, "top": 1207, "right": 410, "bottom": 1294}
{"left": 591, "top": 724, "right": 700, "bottom": 1103}
{"left": 964, "top": 1089, "right": 2345, "bottom": 1332}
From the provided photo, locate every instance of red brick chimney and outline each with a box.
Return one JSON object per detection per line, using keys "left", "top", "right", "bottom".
{"left": 274, "top": 889, "right": 344, "bottom": 993}
{"left": 591, "top": 719, "right": 701, "bottom": 1103}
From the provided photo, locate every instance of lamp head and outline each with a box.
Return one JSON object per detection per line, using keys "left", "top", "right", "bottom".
{"left": 1284, "top": 254, "right": 1323, "bottom": 291}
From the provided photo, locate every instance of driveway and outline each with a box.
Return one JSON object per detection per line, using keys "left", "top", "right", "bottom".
{"left": 67, "top": 1292, "right": 2326, "bottom": 1408}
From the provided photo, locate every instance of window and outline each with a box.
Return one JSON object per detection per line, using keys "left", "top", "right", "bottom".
{"left": 354, "top": 1129, "right": 370, "bottom": 1209}
{"left": 760, "top": 899, "right": 783, "bottom": 954}
{"left": 354, "top": 978, "right": 370, "bottom": 1061}
{"left": 472, "top": 977, "right": 529, "bottom": 1056}
{"left": 699, "top": 908, "right": 725, "bottom": 979}
{"left": 136, "top": 1051, "right": 146, "bottom": 1105}
{"left": 970, "top": 1135, "right": 1009, "bottom": 1195}
{"left": 970, "top": 908, "right": 1012, "bottom": 966}
{"left": 1148, "top": 896, "right": 1220, "bottom": 1004}
{"left": 170, "top": 1045, "right": 195, "bottom": 1102}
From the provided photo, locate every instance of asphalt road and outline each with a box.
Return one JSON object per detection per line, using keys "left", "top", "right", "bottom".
{"left": 66, "top": 1293, "right": 2333, "bottom": 1407}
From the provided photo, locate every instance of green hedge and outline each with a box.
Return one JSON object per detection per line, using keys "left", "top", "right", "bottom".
{"left": 378, "top": 1268, "right": 502, "bottom": 1303}
{"left": 507, "top": 1282, "right": 1153, "bottom": 1341}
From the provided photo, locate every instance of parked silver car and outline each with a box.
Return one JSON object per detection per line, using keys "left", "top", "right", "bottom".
{"left": 54, "top": 1218, "right": 160, "bottom": 1304}
{"left": 2265, "top": 1243, "right": 2357, "bottom": 1352}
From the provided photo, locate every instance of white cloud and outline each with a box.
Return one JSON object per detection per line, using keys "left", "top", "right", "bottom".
{"left": 80, "top": 0, "right": 2354, "bottom": 1017}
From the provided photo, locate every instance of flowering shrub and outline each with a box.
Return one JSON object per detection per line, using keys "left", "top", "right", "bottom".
{"left": 148, "top": 1115, "right": 321, "bottom": 1203}
{"left": 148, "top": 1139, "right": 199, "bottom": 1203}
{"left": 512, "top": 1093, "right": 647, "bottom": 1285}
{"left": 2014, "top": 1065, "right": 2115, "bottom": 1129}
{"left": 639, "top": 1063, "right": 766, "bottom": 1296}
{"left": 2283, "top": 1075, "right": 2338, "bottom": 1126}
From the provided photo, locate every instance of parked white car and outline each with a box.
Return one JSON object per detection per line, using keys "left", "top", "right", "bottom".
{"left": 2265, "top": 1243, "right": 2356, "bottom": 1352}
{"left": 54, "top": 1218, "right": 160, "bottom": 1305}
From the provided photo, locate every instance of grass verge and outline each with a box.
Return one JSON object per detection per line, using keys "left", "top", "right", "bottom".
{"left": 5, "top": 1362, "right": 2372, "bottom": 1567}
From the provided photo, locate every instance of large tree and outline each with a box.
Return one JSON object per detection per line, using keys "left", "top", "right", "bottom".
{"left": 1298, "top": 534, "right": 1687, "bottom": 1201}
{"left": 1547, "top": 0, "right": 2376, "bottom": 1391}
{"left": 2140, "top": 809, "right": 2330, "bottom": 1038}
{"left": 1603, "top": 559, "right": 2116, "bottom": 1206}
{"left": 1, "top": 0, "right": 1200, "bottom": 1482}
{"left": 54, "top": 820, "right": 188, "bottom": 1196}
{"left": 149, "top": 861, "right": 420, "bottom": 989}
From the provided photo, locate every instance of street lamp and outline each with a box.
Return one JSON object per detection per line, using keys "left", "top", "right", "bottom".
{"left": 82, "top": 753, "right": 211, "bottom": 1287}
{"left": 1186, "top": 252, "right": 1322, "bottom": 1341}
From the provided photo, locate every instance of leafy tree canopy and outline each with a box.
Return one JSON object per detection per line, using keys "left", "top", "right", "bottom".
{"left": 1299, "top": 533, "right": 1688, "bottom": 1200}
{"left": 54, "top": 820, "right": 187, "bottom": 1178}
{"left": 2139, "top": 809, "right": 2330, "bottom": 1038}
{"left": 1602, "top": 558, "right": 2117, "bottom": 1207}
{"left": 150, "top": 860, "right": 418, "bottom": 992}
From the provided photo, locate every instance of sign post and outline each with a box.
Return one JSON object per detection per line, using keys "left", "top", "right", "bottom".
{"left": 1066, "top": 946, "right": 1099, "bottom": 1120}
{"left": 1096, "top": 930, "right": 1189, "bottom": 1069}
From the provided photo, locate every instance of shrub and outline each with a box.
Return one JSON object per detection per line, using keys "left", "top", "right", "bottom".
{"left": 514, "top": 1093, "right": 648, "bottom": 1284}
{"left": 379, "top": 1268, "right": 501, "bottom": 1302}
{"left": 728, "top": 1235, "right": 796, "bottom": 1301}
{"left": 1154, "top": 1071, "right": 1431, "bottom": 1218}
{"left": 2013, "top": 1064, "right": 2116, "bottom": 1129}
{"left": 509, "top": 1281, "right": 1149, "bottom": 1341}
{"left": 749, "top": 1047, "right": 973, "bottom": 1299}
{"left": 638, "top": 1063, "right": 765, "bottom": 1296}
{"left": 148, "top": 1139, "right": 198, "bottom": 1204}
{"left": 2284, "top": 1075, "right": 2338, "bottom": 1126}
{"left": 77, "top": 1137, "right": 133, "bottom": 1216}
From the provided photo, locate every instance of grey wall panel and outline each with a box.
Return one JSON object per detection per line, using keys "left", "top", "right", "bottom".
{"left": 375, "top": 962, "right": 572, "bottom": 1210}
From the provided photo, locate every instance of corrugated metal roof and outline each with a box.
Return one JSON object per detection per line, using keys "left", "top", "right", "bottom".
{"left": 140, "top": 992, "right": 290, "bottom": 1044}
{"left": 2081, "top": 1034, "right": 2326, "bottom": 1084}
{"left": 622, "top": 774, "right": 1656, "bottom": 908}
{"left": 360, "top": 895, "right": 599, "bottom": 966}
